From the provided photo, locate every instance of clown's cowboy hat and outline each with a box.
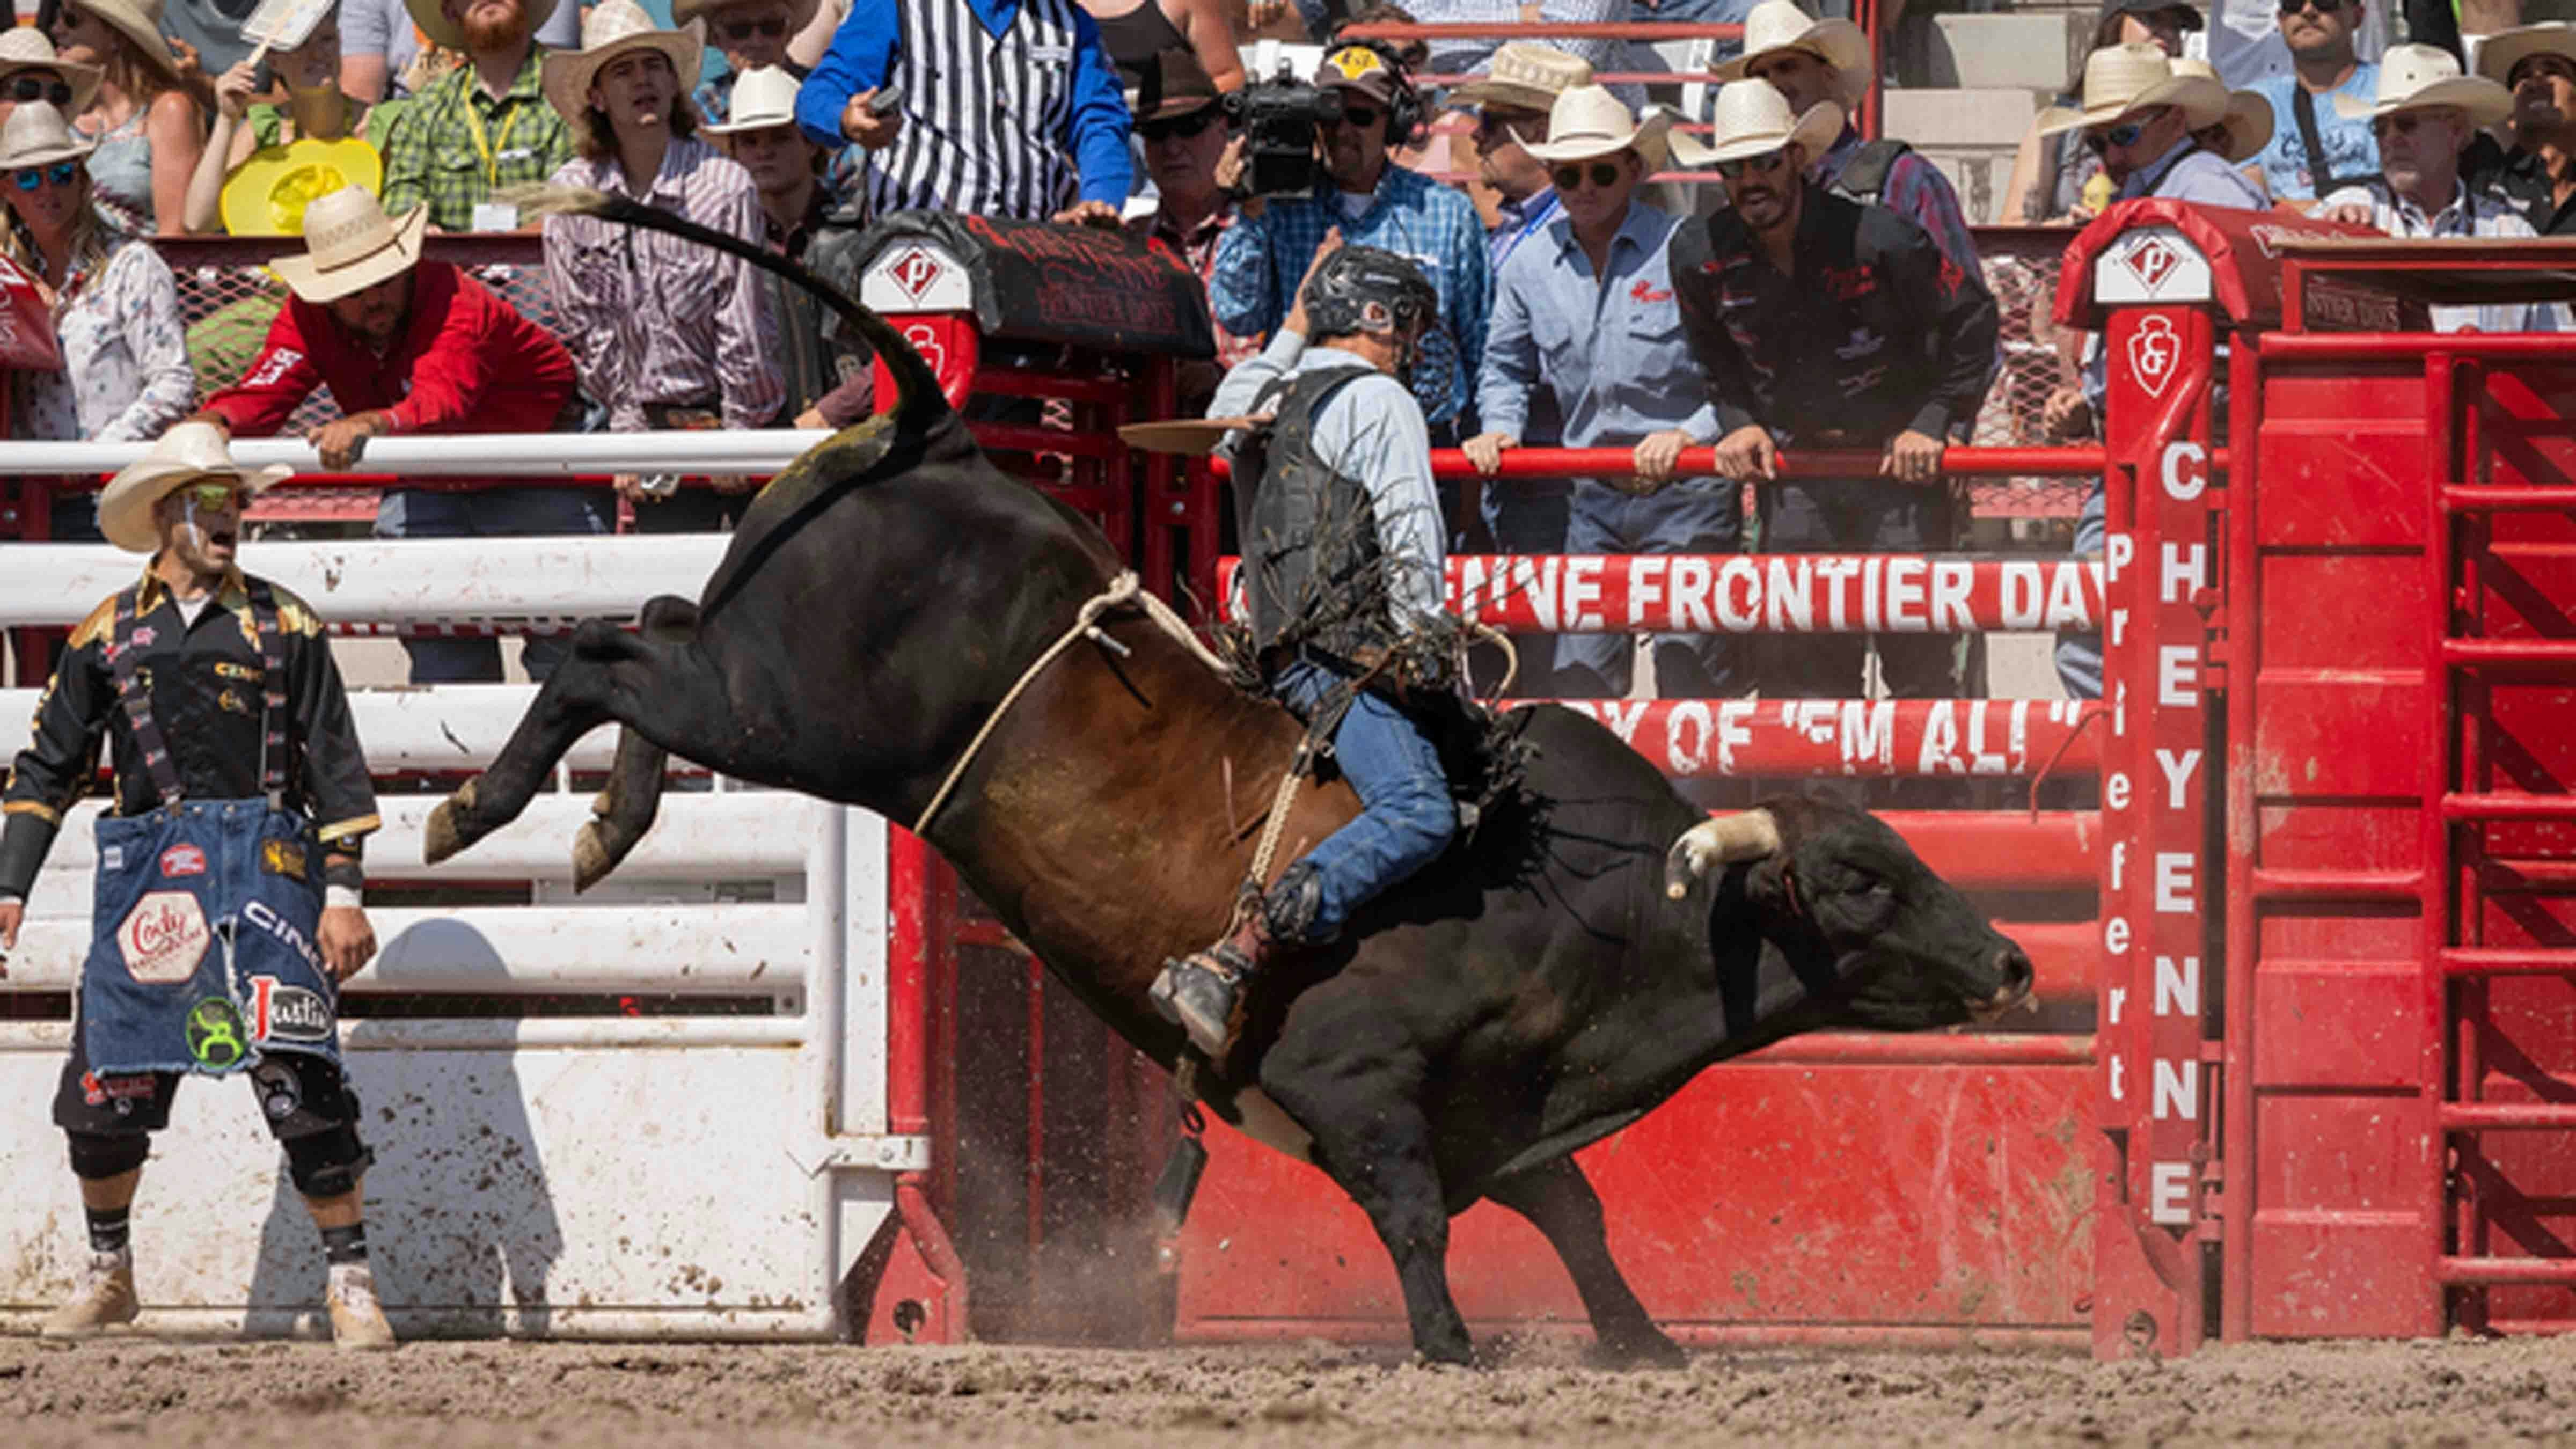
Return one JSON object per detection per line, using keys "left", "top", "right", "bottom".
{"left": 2035, "top": 43, "right": 2228, "bottom": 137}
{"left": 1713, "top": 0, "right": 1872, "bottom": 108}
{"left": 405, "top": 0, "right": 566, "bottom": 55}
{"left": 2335, "top": 42, "right": 2513, "bottom": 128}
{"left": 98, "top": 421, "right": 292, "bottom": 553}
{"left": 1525, "top": 85, "right": 1673, "bottom": 170}
{"left": 0, "top": 28, "right": 101, "bottom": 119}
{"left": 1670, "top": 78, "right": 1840, "bottom": 167}
{"left": 269, "top": 185, "right": 429, "bottom": 303}
{"left": 1449, "top": 42, "right": 1592, "bottom": 113}
{"left": 543, "top": 0, "right": 704, "bottom": 127}
{"left": 2169, "top": 56, "right": 2272, "bottom": 164}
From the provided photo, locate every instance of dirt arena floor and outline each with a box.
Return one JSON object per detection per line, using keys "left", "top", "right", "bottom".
{"left": 9, "top": 1332, "right": 2576, "bottom": 1447}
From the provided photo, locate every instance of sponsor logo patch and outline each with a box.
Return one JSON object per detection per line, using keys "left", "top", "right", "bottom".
{"left": 244, "top": 899, "right": 326, "bottom": 976}
{"left": 80, "top": 1069, "right": 158, "bottom": 1109}
{"left": 260, "top": 839, "right": 308, "bottom": 881}
{"left": 217, "top": 688, "right": 252, "bottom": 715}
{"left": 885, "top": 245, "right": 946, "bottom": 303}
{"left": 248, "top": 973, "right": 333, "bottom": 1043}
{"left": 159, "top": 843, "right": 207, "bottom": 877}
{"left": 118, "top": 890, "right": 210, "bottom": 983}
{"left": 213, "top": 661, "right": 261, "bottom": 680}
{"left": 101, "top": 845, "right": 124, "bottom": 872}
{"left": 185, "top": 996, "right": 247, "bottom": 1069}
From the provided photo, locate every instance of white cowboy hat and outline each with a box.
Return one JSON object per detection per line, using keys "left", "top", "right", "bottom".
{"left": 2336, "top": 43, "right": 2513, "bottom": 128}
{"left": 1713, "top": 0, "right": 1872, "bottom": 108}
{"left": 543, "top": 0, "right": 704, "bottom": 129}
{"left": 406, "top": 0, "right": 567, "bottom": 55}
{"left": 0, "top": 28, "right": 101, "bottom": 119}
{"left": 674, "top": 0, "right": 822, "bottom": 36}
{"left": 1524, "top": 85, "right": 1673, "bottom": 169}
{"left": 2169, "top": 56, "right": 2273, "bottom": 164}
{"left": 2474, "top": 22, "right": 2576, "bottom": 89}
{"left": 98, "top": 421, "right": 292, "bottom": 554}
{"left": 2035, "top": 43, "right": 2228, "bottom": 136}
{"left": 1670, "top": 79, "right": 1841, "bottom": 168}
{"left": 700, "top": 64, "right": 800, "bottom": 134}
{"left": 65, "top": 0, "right": 181, "bottom": 80}
{"left": 0, "top": 100, "right": 97, "bottom": 172}
{"left": 270, "top": 186, "right": 430, "bottom": 304}
{"left": 1448, "top": 42, "right": 1592, "bottom": 113}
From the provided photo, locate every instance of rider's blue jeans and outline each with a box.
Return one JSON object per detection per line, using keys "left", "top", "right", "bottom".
{"left": 1272, "top": 659, "right": 1458, "bottom": 942}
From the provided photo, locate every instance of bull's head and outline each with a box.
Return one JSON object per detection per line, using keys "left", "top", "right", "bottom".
{"left": 1665, "top": 797, "right": 2035, "bottom": 1031}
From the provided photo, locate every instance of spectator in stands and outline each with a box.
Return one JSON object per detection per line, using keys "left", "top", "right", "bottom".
{"left": 48, "top": 0, "right": 203, "bottom": 236}
{"left": 544, "top": 0, "right": 782, "bottom": 532}
{"left": 682, "top": 0, "right": 870, "bottom": 209}
{"left": 195, "top": 185, "right": 592, "bottom": 684}
{"left": 706, "top": 65, "right": 875, "bottom": 429}
{"left": 2467, "top": 23, "right": 2576, "bottom": 235}
{"left": 1125, "top": 48, "right": 1257, "bottom": 413}
{"left": 1377, "top": 0, "right": 1638, "bottom": 108}
{"left": 1718, "top": 0, "right": 1980, "bottom": 277}
{"left": 2006, "top": 0, "right": 2201, "bottom": 224}
{"left": 0, "top": 27, "right": 97, "bottom": 134}
{"left": 1077, "top": 0, "right": 1243, "bottom": 94}
{"left": 2319, "top": 47, "right": 2570, "bottom": 331}
{"left": 2242, "top": 0, "right": 2379, "bottom": 204}
{"left": 1455, "top": 42, "right": 1592, "bottom": 274}
{"left": 342, "top": 0, "right": 580, "bottom": 102}
{"left": 1469, "top": 87, "right": 1740, "bottom": 701}
{"left": 379, "top": 0, "right": 576, "bottom": 232}
{"left": 1670, "top": 81, "right": 1998, "bottom": 702}
{"left": 1629, "top": 0, "right": 1755, "bottom": 67}
{"left": 794, "top": 0, "right": 1131, "bottom": 226}
{"left": 1210, "top": 39, "right": 1489, "bottom": 432}
{"left": 0, "top": 101, "right": 191, "bottom": 540}
{"left": 184, "top": 11, "right": 392, "bottom": 235}
{"left": 2176, "top": 56, "right": 2277, "bottom": 201}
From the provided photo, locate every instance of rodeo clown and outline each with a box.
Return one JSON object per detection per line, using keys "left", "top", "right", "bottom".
{"left": 0, "top": 422, "right": 392, "bottom": 1350}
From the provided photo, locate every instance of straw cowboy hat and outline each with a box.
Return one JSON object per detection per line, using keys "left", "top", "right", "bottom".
{"left": 2170, "top": 56, "right": 2272, "bottom": 164}
{"left": 1670, "top": 79, "right": 1842, "bottom": 167}
{"left": 98, "top": 421, "right": 292, "bottom": 554}
{"left": 700, "top": 64, "right": 799, "bottom": 133}
{"left": 1525, "top": 85, "right": 1673, "bottom": 169}
{"left": 674, "top": 0, "right": 822, "bottom": 34}
{"left": 1714, "top": 1, "right": 1873, "bottom": 108}
{"left": 2476, "top": 22, "right": 2576, "bottom": 89}
{"left": 2035, "top": 43, "right": 2228, "bottom": 136}
{"left": 544, "top": 0, "right": 704, "bottom": 127}
{"left": 0, "top": 28, "right": 101, "bottom": 119}
{"left": 70, "top": 0, "right": 182, "bottom": 80}
{"left": 0, "top": 100, "right": 97, "bottom": 172}
{"left": 270, "top": 186, "right": 429, "bottom": 304}
{"left": 1449, "top": 42, "right": 1593, "bottom": 113}
{"left": 2336, "top": 43, "right": 2513, "bottom": 128}
{"left": 406, "top": 0, "right": 566, "bottom": 55}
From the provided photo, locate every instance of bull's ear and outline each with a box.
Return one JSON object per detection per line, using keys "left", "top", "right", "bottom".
{"left": 1663, "top": 809, "right": 1782, "bottom": 899}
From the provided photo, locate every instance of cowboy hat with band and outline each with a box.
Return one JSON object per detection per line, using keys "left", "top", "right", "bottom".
{"left": 1714, "top": 0, "right": 1873, "bottom": 109}
{"left": 58, "top": 0, "right": 181, "bottom": 82}
{"left": 0, "top": 28, "right": 101, "bottom": 119}
{"left": 2336, "top": 43, "right": 2513, "bottom": 129}
{"left": 406, "top": 0, "right": 567, "bottom": 56}
{"left": 1525, "top": 85, "right": 1674, "bottom": 171}
{"left": 270, "top": 186, "right": 430, "bottom": 305}
{"left": 1449, "top": 43, "right": 1593, "bottom": 115}
{"left": 700, "top": 64, "right": 801, "bottom": 135}
{"left": 1671, "top": 79, "right": 1842, "bottom": 169}
{"left": 2035, "top": 43, "right": 2228, "bottom": 137}
{"left": 542, "top": 0, "right": 704, "bottom": 130}
{"left": 97, "top": 420, "right": 292, "bottom": 554}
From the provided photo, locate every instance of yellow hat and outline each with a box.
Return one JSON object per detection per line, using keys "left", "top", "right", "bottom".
{"left": 219, "top": 137, "right": 383, "bottom": 238}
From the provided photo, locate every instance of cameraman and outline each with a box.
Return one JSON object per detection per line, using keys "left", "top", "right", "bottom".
{"left": 1209, "top": 40, "right": 1489, "bottom": 432}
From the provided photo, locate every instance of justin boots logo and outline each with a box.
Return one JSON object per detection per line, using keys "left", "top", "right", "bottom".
{"left": 886, "top": 246, "right": 946, "bottom": 303}
{"left": 2119, "top": 236, "right": 2181, "bottom": 296}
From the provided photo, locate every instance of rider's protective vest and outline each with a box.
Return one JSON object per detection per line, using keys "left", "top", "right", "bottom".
{"left": 1235, "top": 363, "right": 1403, "bottom": 663}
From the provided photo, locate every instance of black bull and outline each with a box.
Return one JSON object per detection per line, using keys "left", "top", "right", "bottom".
{"left": 426, "top": 194, "right": 2037, "bottom": 1366}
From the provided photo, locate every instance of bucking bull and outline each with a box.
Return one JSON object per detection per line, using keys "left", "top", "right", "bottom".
{"left": 427, "top": 193, "right": 2036, "bottom": 1367}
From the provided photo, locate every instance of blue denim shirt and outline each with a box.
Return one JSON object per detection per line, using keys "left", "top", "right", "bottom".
{"left": 1479, "top": 199, "right": 1719, "bottom": 455}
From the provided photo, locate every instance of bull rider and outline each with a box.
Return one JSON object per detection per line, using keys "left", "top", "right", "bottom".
{"left": 1152, "top": 237, "right": 1458, "bottom": 1058}
{"left": 0, "top": 423, "right": 393, "bottom": 1350}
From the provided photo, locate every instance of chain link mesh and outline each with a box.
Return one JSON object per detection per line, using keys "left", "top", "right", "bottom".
{"left": 1966, "top": 230, "right": 2085, "bottom": 522}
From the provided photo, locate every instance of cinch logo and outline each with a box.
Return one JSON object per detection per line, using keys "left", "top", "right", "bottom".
{"left": 885, "top": 246, "right": 946, "bottom": 303}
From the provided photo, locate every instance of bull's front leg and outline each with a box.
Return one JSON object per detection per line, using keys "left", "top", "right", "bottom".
{"left": 423, "top": 617, "right": 636, "bottom": 865}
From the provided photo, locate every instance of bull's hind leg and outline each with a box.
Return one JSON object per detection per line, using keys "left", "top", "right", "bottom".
{"left": 569, "top": 598, "right": 697, "bottom": 890}
{"left": 1482, "top": 1157, "right": 1685, "bottom": 1370}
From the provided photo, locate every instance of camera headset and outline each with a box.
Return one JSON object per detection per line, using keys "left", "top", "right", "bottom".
{"left": 1319, "top": 38, "right": 1425, "bottom": 147}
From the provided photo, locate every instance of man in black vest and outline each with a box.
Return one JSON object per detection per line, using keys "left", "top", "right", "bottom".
{"left": 1151, "top": 239, "right": 1456, "bottom": 1059}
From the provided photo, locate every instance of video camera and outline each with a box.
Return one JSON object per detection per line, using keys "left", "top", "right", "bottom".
{"left": 1224, "top": 60, "right": 1344, "bottom": 200}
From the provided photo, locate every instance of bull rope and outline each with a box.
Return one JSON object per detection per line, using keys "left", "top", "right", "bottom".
{"left": 913, "top": 572, "right": 1230, "bottom": 837}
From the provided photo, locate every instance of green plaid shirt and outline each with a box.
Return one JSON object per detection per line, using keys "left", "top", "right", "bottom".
{"left": 378, "top": 48, "right": 573, "bottom": 232}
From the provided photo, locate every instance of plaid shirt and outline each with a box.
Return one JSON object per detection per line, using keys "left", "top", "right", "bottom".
{"left": 1209, "top": 164, "right": 1491, "bottom": 425}
{"left": 379, "top": 47, "right": 575, "bottom": 231}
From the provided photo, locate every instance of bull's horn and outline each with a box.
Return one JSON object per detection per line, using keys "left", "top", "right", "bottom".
{"left": 499, "top": 183, "right": 945, "bottom": 430}
{"left": 1663, "top": 809, "right": 1781, "bottom": 899}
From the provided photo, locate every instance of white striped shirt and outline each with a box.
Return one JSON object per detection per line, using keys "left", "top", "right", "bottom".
{"left": 872, "top": 0, "right": 1089, "bottom": 221}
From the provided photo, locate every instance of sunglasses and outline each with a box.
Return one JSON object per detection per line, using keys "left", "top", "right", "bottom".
{"left": 1550, "top": 160, "right": 1623, "bottom": 191}
{"left": 6, "top": 76, "right": 72, "bottom": 107}
{"left": 9, "top": 160, "right": 78, "bottom": 192}
{"left": 1332, "top": 105, "right": 1382, "bottom": 129}
{"left": 177, "top": 482, "right": 246, "bottom": 512}
{"left": 720, "top": 16, "right": 788, "bottom": 40}
{"left": 1138, "top": 107, "right": 1220, "bottom": 143}
{"left": 1713, "top": 147, "right": 1788, "bottom": 179}
{"left": 2083, "top": 118, "right": 2152, "bottom": 154}
{"left": 2276, "top": 0, "right": 2347, "bottom": 13}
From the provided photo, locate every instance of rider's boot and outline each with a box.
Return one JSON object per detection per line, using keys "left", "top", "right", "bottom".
{"left": 1152, "top": 910, "right": 1276, "bottom": 1058}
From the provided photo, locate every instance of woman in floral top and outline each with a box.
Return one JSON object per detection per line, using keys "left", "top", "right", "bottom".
{"left": 0, "top": 101, "right": 194, "bottom": 538}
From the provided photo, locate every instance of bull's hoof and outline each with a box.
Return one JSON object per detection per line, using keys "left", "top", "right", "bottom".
{"left": 421, "top": 780, "right": 480, "bottom": 865}
{"left": 570, "top": 819, "right": 620, "bottom": 894}
{"left": 1591, "top": 1326, "right": 1687, "bottom": 1372}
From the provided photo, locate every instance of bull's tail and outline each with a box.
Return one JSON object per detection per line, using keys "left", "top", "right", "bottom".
{"left": 501, "top": 184, "right": 945, "bottom": 431}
